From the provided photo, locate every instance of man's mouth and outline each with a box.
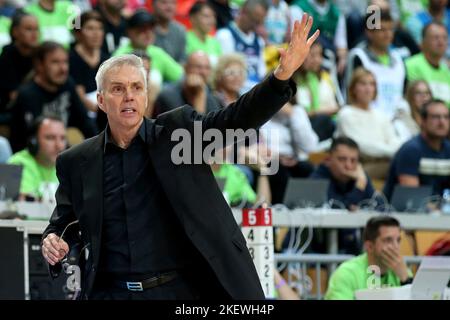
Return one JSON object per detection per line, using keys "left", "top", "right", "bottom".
{"left": 121, "top": 108, "right": 136, "bottom": 114}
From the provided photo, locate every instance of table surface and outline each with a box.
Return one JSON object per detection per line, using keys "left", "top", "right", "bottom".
{"left": 1, "top": 201, "right": 450, "bottom": 232}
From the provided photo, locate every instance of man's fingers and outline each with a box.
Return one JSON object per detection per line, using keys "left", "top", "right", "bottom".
{"left": 60, "top": 241, "right": 69, "bottom": 256}
{"left": 299, "top": 13, "right": 307, "bottom": 34}
{"left": 304, "top": 16, "right": 313, "bottom": 39}
{"left": 307, "top": 30, "right": 320, "bottom": 47}
{"left": 42, "top": 247, "right": 60, "bottom": 265}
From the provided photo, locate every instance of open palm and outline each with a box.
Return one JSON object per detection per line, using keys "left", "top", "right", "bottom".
{"left": 274, "top": 13, "right": 320, "bottom": 81}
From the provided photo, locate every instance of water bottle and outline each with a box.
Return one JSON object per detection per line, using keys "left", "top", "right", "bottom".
{"left": 440, "top": 189, "right": 450, "bottom": 215}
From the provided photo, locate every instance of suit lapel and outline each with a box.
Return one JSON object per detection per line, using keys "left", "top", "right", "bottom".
{"left": 80, "top": 133, "right": 104, "bottom": 262}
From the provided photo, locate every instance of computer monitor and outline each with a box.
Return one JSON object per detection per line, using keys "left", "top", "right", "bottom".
{"left": 0, "top": 164, "right": 23, "bottom": 200}
{"left": 390, "top": 185, "right": 433, "bottom": 212}
{"left": 282, "top": 178, "right": 329, "bottom": 209}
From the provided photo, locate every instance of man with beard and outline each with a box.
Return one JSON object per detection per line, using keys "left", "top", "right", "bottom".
{"left": 325, "top": 216, "right": 412, "bottom": 300}
{"left": 9, "top": 41, "right": 97, "bottom": 152}
{"left": 384, "top": 99, "right": 450, "bottom": 200}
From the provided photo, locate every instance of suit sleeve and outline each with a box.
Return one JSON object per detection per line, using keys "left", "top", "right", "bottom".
{"left": 198, "top": 73, "right": 296, "bottom": 132}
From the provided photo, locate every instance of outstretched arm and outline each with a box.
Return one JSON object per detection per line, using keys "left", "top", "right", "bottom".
{"left": 157, "top": 14, "right": 320, "bottom": 138}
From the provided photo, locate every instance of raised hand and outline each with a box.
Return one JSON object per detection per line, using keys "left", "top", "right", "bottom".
{"left": 274, "top": 13, "right": 320, "bottom": 81}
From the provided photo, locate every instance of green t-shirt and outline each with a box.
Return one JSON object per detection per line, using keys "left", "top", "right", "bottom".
{"left": 406, "top": 53, "right": 450, "bottom": 106}
{"left": 7, "top": 149, "right": 58, "bottom": 198}
{"left": 325, "top": 253, "right": 406, "bottom": 300}
{"left": 186, "top": 31, "right": 222, "bottom": 65}
{"left": 24, "top": 0, "right": 74, "bottom": 48}
{"left": 378, "top": 53, "right": 391, "bottom": 66}
{"left": 113, "top": 42, "right": 183, "bottom": 83}
{"left": 0, "top": 16, "right": 11, "bottom": 54}
{"left": 212, "top": 164, "right": 256, "bottom": 205}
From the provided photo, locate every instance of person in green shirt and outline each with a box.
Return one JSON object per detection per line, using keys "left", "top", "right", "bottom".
{"left": 7, "top": 115, "right": 66, "bottom": 201}
{"left": 113, "top": 9, "right": 183, "bottom": 84}
{"left": 211, "top": 162, "right": 257, "bottom": 206}
{"left": 0, "top": 14, "right": 11, "bottom": 54}
{"left": 186, "top": 1, "right": 222, "bottom": 66}
{"left": 405, "top": 22, "right": 450, "bottom": 107}
{"left": 325, "top": 216, "right": 413, "bottom": 300}
{"left": 24, "top": 0, "right": 75, "bottom": 48}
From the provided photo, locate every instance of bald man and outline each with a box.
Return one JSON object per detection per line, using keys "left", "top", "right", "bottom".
{"left": 153, "top": 51, "right": 221, "bottom": 117}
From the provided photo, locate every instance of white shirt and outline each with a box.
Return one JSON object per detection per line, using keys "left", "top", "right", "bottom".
{"left": 261, "top": 106, "right": 319, "bottom": 160}
{"left": 336, "top": 105, "right": 402, "bottom": 158}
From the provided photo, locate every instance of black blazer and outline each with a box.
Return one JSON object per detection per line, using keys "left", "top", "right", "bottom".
{"left": 42, "top": 74, "right": 296, "bottom": 299}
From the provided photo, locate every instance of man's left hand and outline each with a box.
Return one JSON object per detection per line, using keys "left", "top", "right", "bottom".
{"left": 274, "top": 13, "right": 320, "bottom": 81}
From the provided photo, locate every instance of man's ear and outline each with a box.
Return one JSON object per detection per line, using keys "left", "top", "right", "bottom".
{"left": 97, "top": 92, "right": 105, "bottom": 112}
{"left": 364, "top": 240, "right": 373, "bottom": 254}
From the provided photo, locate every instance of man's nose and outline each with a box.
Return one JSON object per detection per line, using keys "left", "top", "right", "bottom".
{"left": 124, "top": 87, "right": 135, "bottom": 100}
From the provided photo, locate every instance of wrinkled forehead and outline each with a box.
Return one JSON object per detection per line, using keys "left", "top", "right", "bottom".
{"left": 104, "top": 64, "right": 145, "bottom": 86}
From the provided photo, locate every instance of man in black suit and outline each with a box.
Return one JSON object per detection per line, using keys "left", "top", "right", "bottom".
{"left": 41, "top": 14, "right": 320, "bottom": 300}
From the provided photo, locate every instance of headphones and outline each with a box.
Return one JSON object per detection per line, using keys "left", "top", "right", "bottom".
{"left": 27, "top": 116, "right": 46, "bottom": 156}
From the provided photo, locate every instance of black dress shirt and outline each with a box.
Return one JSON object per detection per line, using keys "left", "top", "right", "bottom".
{"left": 99, "top": 120, "right": 195, "bottom": 280}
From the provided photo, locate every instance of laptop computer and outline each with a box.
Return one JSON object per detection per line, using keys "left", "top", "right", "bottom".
{"left": 282, "top": 178, "right": 329, "bottom": 209}
{"left": 390, "top": 185, "right": 433, "bottom": 212}
{"left": 0, "top": 164, "right": 23, "bottom": 200}
{"left": 411, "top": 256, "right": 450, "bottom": 300}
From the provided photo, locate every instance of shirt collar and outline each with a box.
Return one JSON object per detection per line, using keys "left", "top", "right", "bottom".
{"left": 103, "top": 119, "right": 147, "bottom": 153}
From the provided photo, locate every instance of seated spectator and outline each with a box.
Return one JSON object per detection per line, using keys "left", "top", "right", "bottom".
{"left": 153, "top": 51, "right": 221, "bottom": 116}
{"left": 325, "top": 216, "right": 412, "bottom": 300}
{"left": 211, "top": 162, "right": 258, "bottom": 206}
{"left": 94, "top": 0, "right": 128, "bottom": 56}
{"left": 291, "top": 0, "right": 348, "bottom": 75}
{"left": 113, "top": 9, "right": 183, "bottom": 85}
{"left": 310, "top": 137, "right": 377, "bottom": 254}
{"left": 7, "top": 115, "right": 66, "bottom": 201}
{"left": 346, "top": 0, "right": 420, "bottom": 60}
{"left": 152, "top": 0, "right": 187, "bottom": 63}
{"left": 69, "top": 11, "right": 109, "bottom": 115}
{"left": 212, "top": 53, "right": 247, "bottom": 107}
{"left": 345, "top": 9, "right": 406, "bottom": 120}
{"left": 384, "top": 99, "right": 450, "bottom": 200}
{"left": 0, "top": 136, "right": 12, "bottom": 163}
{"left": 336, "top": 67, "right": 402, "bottom": 179}
{"left": 186, "top": 1, "right": 222, "bottom": 66}
{"left": 405, "top": 0, "right": 450, "bottom": 60}
{"left": 405, "top": 22, "right": 450, "bottom": 106}
{"left": 264, "top": 0, "right": 291, "bottom": 45}
{"left": 216, "top": 0, "right": 268, "bottom": 93}
{"left": 0, "top": 10, "right": 39, "bottom": 113}
{"left": 261, "top": 101, "right": 319, "bottom": 204}
{"left": 310, "top": 137, "right": 376, "bottom": 211}
{"left": 24, "top": 0, "right": 74, "bottom": 48}
{"left": 9, "top": 41, "right": 97, "bottom": 152}
{"left": 393, "top": 80, "right": 432, "bottom": 143}
{"left": 207, "top": 0, "right": 234, "bottom": 30}
{"left": 294, "top": 40, "right": 339, "bottom": 140}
